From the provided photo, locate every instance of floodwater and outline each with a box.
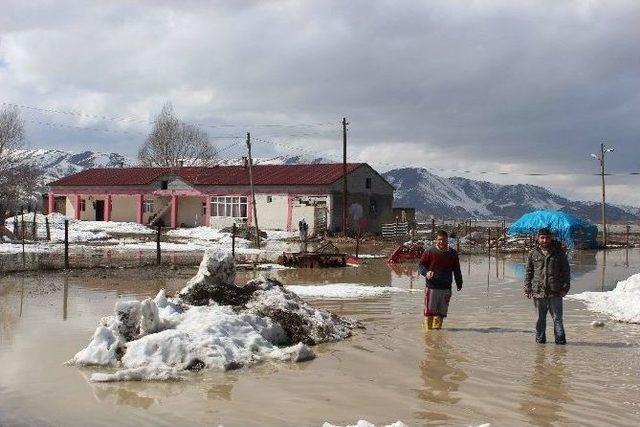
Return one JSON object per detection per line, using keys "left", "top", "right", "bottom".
{"left": 1, "top": 249, "right": 640, "bottom": 426}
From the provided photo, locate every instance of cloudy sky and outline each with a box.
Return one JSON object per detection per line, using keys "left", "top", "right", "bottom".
{"left": 1, "top": 0, "right": 639, "bottom": 204}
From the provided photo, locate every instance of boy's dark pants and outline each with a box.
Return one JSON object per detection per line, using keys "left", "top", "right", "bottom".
{"left": 534, "top": 296, "right": 566, "bottom": 344}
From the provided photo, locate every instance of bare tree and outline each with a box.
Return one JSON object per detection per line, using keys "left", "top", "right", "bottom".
{"left": 0, "top": 106, "right": 25, "bottom": 168}
{"left": 0, "top": 107, "right": 41, "bottom": 226}
{"left": 138, "top": 102, "right": 216, "bottom": 167}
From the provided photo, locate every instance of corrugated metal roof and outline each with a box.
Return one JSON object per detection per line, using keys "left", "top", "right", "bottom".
{"left": 49, "top": 163, "right": 364, "bottom": 187}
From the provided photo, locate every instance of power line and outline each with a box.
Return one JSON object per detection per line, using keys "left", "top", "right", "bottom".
{"left": 252, "top": 135, "right": 640, "bottom": 177}
{"left": 2, "top": 101, "right": 337, "bottom": 131}
{"left": 24, "top": 118, "right": 242, "bottom": 139}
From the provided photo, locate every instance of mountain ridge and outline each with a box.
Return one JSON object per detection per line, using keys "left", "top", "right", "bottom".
{"left": 9, "top": 148, "right": 637, "bottom": 222}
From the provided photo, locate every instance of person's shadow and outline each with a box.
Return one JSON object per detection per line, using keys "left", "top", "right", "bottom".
{"left": 519, "top": 346, "right": 572, "bottom": 427}
{"left": 415, "top": 332, "right": 468, "bottom": 422}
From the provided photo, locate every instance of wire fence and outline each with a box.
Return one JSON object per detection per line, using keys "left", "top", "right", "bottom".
{"left": 0, "top": 217, "right": 325, "bottom": 273}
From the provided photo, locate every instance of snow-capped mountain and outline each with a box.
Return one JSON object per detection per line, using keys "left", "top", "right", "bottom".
{"left": 7, "top": 149, "right": 132, "bottom": 183}
{"left": 383, "top": 167, "right": 639, "bottom": 223}
{"left": 9, "top": 149, "right": 638, "bottom": 222}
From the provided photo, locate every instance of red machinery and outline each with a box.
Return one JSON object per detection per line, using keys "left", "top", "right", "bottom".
{"left": 387, "top": 242, "right": 424, "bottom": 264}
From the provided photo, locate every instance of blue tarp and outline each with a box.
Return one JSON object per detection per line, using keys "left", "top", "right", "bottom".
{"left": 507, "top": 210, "right": 598, "bottom": 248}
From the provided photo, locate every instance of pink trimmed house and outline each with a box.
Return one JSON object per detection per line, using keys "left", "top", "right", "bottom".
{"left": 47, "top": 163, "right": 395, "bottom": 233}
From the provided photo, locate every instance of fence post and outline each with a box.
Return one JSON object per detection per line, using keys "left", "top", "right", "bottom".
{"left": 156, "top": 224, "right": 161, "bottom": 266}
{"left": 64, "top": 219, "right": 69, "bottom": 269}
{"left": 487, "top": 228, "right": 491, "bottom": 255}
{"left": 45, "top": 217, "right": 51, "bottom": 241}
{"left": 32, "top": 210, "right": 37, "bottom": 240}
{"left": 232, "top": 223, "right": 236, "bottom": 257}
{"left": 431, "top": 218, "right": 435, "bottom": 240}
{"left": 21, "top": 208, "right": 25, "bottom": 267}
{"left": 12, "top": 211, "right": 18, "bottom": 236}
{"left": 626, "top": 225, "right": 630, "bottom": 248}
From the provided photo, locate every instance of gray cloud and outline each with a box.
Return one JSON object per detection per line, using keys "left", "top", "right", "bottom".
{"left": 1, "top": 0, "right": 639, "bottom": 203}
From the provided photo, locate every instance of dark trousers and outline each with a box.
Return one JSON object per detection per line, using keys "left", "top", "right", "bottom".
{"left": 534, "top": 296, "right": 566, "bottom": 344}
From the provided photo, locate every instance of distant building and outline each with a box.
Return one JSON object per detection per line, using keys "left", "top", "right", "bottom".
{"left": 47, "top": 163, "right": 394, "bottom": 234}
{"left": 392, "top": 207, "right": 416, "bottom": 226}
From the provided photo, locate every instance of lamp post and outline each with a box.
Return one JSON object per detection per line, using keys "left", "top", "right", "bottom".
{"left": 590, "top": 143, "right": 614, "bottom": 248}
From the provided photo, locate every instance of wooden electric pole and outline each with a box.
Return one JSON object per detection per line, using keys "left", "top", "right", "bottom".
{"left": 342, "top": 117, "right": 348, "bottom": 236}
{"left": 593, "top": 143, "right": 614, "bottom": 249}
{"left": 246, "top": 132, "right": 260, "bottom": 247}
{"left": 599, "top": 143, "right": 607, "bottom": 248}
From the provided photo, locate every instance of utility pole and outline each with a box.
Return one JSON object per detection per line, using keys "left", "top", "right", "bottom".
{"left": 591, "top": 143, "right": 614, "bottom": 249}
{"left": 342, "top": 117, "right": 348, "bottom": 236}
{"left": 246, "top": 132, "right": 260, "bottom": 247}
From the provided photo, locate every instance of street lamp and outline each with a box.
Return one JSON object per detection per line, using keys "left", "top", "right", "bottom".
{"left": 590, "top": 143, "right": 614, "bottom": 248}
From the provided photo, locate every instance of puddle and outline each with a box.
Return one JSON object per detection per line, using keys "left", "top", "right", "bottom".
{"left": 1, "top": 249, "right": 640, "bottom": 426}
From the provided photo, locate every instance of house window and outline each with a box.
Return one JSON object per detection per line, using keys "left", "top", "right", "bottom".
{"left": 80, "top": 199, "right": 86, "bottom": 212}
{"left": 267, "top": 196, "right": 273, "bottom": 203}
{"left": 143, "top": 200, "right": 154, "bottom": 213}
{"left": 211, "top": 196, "right": 248, "bottom": 218}
{"left": 365, "top": 178, "right": 372, "bottom": 189}
{"left": 160, "top": 180, "right": 168, "bottom": 190}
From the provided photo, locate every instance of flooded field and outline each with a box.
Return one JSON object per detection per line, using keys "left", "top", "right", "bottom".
{"left": 1, "top": 249, "right": 640, "bottom": 426}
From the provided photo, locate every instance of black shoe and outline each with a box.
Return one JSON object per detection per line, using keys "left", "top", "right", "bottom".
{"left": 555, "top": 340, "right": 566, "bottom": 345}
{"left": 536, "top": 339, "right": 546, "bottom": 344}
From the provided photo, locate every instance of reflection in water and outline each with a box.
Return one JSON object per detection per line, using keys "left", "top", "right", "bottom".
{"left": 601, "top": 250, "right": 607, "bottom": 291}
{"left": 416, "top": 333, "right": 468, "bottom": 421}
{"left": 0, "top": 282, "right": 20, "bottom": 346}
{"left": 519, "top": 347, "right": 571, "bottom": 427}
{"left": 63, "top": 277, "right": 69, "bottom": 321}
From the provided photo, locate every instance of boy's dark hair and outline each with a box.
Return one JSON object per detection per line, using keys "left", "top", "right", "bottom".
{"left": 435, "top": 229, "right": 448, "bottom": 238}
{"left": 538, "top": 227, "right": 552, "bottom": 236}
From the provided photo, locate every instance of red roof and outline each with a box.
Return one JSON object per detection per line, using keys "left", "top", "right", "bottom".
{"left": 49, "top": 163, "right": 364, "bottom": 187}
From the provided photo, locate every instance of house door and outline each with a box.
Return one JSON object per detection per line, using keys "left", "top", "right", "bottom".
{"left": 95, "top": 200, "right": 105, "bottom": 221}
{"left": 314, "top": 204, "right": 327, "bottom": 235}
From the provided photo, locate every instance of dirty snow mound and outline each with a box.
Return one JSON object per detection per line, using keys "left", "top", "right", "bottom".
{"left": 68, "top": 248, "right": 358, "bottom": 381}
{"left": 568, "top": 273, "right": 640, "bottom": 323}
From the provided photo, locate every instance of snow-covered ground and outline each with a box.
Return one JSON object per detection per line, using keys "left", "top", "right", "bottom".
{"left": 322, "top": 421, "right": 407, "bottom": 427}
{"left": 568, "top": 273, "right": 640, "bottom": 323}
{"left": 287, "top": 284, "right": 412, "bottom": 299}
{"left": 0, "top": 214, "right": 292, "bottom": 257}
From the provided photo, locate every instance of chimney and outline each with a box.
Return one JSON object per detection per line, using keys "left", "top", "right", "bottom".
{"left": 178, "top": 159, "right": 184, "bottom": 167}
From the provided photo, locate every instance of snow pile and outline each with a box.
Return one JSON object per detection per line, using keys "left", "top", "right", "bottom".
{"left": 568, "top": 273, "right": 640, "bottom": 323}
{"left": 166, "top": 226, "right": 226, "bottom": 241}
{"left": 67, "top": 248, "right": 357, "bottom": 381}
{"left": 322, "top": 421, "right": 407, "bottom": 427}
{"left": 287, "top": 284, "right": 410, "bottom": 299}
{"left": 4, "top": 213, "right": 152, "bottom": 242}
{"left": 265, "top": 230, "right": 297, "bottom": 240}
{"left": 74, "top": 220, "right": 153, "bottom": 235}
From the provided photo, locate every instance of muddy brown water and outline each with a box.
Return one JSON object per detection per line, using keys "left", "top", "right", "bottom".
{"left": 1, "top": 249, "right": 640, "bottom": 426}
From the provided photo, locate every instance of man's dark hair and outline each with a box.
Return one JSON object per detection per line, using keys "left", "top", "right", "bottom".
{"left": 435, "top": 230, "right": 448, "bottom": 238}
{"left": 538, "top": 227, "right": 553, "bottom": 236}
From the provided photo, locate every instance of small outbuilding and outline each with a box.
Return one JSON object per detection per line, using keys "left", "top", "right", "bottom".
{"left": 507, "top": 210, "right": 598, "bottom": 248}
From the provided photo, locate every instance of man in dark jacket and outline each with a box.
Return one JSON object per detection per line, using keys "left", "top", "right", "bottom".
{"left": 524, "top": 228, "right": 571, "bottom": 344}
{"left": 419, "top": 230, "right": 463, "bottom": 330}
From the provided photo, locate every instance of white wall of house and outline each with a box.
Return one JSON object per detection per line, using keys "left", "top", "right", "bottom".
{"left": 110, "top": 195, "right": 135, "bottom": 222}
{"left": 255, "top": 194, "right": 288, "bottom": 230}
{"left": 177, "top": 197, "right": 206, "bottom": 227}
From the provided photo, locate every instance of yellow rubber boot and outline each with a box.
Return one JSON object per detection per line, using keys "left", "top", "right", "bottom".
{"left": 423, "top": 316, "right": 434, "bottom": 331}
{"left": 432, "top": 316, "right": 443, "bottom": 329}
